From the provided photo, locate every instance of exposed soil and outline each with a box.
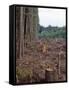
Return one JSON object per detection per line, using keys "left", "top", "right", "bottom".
{"left": 16, "top": 38, "right": 66, "bottom": 84}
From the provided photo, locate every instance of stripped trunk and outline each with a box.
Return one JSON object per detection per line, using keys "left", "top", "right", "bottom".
{"left": 16, "top": 7, "right": 39, "bottom": 60}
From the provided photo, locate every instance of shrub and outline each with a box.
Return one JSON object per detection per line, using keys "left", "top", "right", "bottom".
{"left": 16, "top": 66, "right": 33, "bottom": 82}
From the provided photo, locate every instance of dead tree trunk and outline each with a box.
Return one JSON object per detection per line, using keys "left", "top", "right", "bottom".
{"left": 16, "top": 7, "right": 39, "bottom": 60}
{"left": 20, "top": 7, "right": 24, "bottom": 59}
{"left": 16, "top": 7, "right": 20, "bottom": 59}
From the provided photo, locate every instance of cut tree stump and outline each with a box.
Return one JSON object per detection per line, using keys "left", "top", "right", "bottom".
{"left": 45, "top": 68, "right": 58, "bottom": 82}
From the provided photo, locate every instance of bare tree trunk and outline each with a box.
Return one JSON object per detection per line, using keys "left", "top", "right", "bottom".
{"left": 16, "top": 7, "right": 20, "bottom": 59}
{"left": 16, "top": 7, "right": 39, "bottom": 60}
{"left": 20, "top": 7, "right": 24, "bottom": 59}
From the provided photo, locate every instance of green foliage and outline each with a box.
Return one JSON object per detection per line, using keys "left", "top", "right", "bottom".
{"left": 38, "top": 25, "right": 66, "bottom": 39}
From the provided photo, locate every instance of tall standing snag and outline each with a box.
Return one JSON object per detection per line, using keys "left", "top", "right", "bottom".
{"left": 16, "top": 7, "right": 39, "bottom": 60}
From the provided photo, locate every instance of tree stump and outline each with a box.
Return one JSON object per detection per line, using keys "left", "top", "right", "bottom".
{"left": 45, "top": 68, "right": 58, "bottom": 82}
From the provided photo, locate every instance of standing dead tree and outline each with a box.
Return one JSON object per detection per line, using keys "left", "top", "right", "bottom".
{"left": 16, "top": 7, "right": 39, "bottom": 60}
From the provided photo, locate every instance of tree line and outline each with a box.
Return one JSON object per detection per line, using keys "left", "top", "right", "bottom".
{"left": 38, "top": 25, "right": 66, "bottom": 39}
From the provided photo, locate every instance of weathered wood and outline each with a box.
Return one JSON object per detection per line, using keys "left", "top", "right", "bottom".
{"left": 45, "top": 68, "right": 58, "bottom": 82}
{"left": 45, "top": 68, "right": 54, "bottom": 82}
{"left": 20, "top": 7, "right": 24, "bottom": 59}
{"left": 16, "top": 7, "right": 20, "bottom": 59}
{"left": 16, "top": 7, "right": 39, "bottom": 60}
{"left": 57, "top": 51, "right": 64, "bottom": 79}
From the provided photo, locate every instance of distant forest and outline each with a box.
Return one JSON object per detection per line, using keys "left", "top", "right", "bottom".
{"left": 38, "top": 25, "right": 66, "bottom": 39}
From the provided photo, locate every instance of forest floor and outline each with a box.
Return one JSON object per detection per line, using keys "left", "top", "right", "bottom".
{"left": 16, "top": 38, "right": 66, "bottom": 84}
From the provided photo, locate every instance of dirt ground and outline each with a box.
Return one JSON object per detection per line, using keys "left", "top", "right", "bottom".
{"left": 16, "top": 38, "right": 66, "bottom": 84}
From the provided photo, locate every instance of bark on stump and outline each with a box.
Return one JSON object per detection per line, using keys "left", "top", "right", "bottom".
{"left": 45, "top": 68, "right": 58, "bottom": 82}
